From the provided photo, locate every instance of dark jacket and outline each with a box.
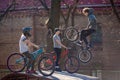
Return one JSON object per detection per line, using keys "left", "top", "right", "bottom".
{"left": 87, "top": 8, "right": 97, "bottom": 30}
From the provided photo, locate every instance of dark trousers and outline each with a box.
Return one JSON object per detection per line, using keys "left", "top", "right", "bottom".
{"left": 23, "top": 51, "right": 35, "bottom": 70}
{"left": 54, "top": 48, "right": 62, "bottom": 66}
{"left": 80, "top": 29, "right": 96, "bottom": 45}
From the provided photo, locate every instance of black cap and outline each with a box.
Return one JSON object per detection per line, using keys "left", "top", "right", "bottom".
{"left": 54, "top": 28, "right": 60, "bottom": 33}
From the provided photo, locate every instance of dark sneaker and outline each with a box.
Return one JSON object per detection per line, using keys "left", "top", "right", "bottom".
{"left": 26, "top": 70, "right": 37, "bottom": 74}
{"left": 55, "top": 68, "right": 62, "bottom": 72}
{"left": 86, "top": 44, "right": 90, "bottom": 50}
{"left": 26, "top": 70, "right": 31, "bottom": 74}
{"left": 31, "top": 70, "right": 38, "bottom": 74}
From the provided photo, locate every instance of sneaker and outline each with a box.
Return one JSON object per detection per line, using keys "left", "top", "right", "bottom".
{"left": 76, "top": 41, "right": 82, "bottom": 46}
{"left": 26, "top": 70, "right": 31, "bottom": 74}
{"left": 31, "top": 70, "right": 38, "bottom": 74}
{"left": 79, "top": 40, "right": 83, "bottom": 43}
{"left": 55, "top": 68, "right": 62, "bottom": 72}
{"left": 86, "top": 44, "right": 90, "bottom": 50}
{"left": 26, "top": 70, "right": 37, "bottom": 74}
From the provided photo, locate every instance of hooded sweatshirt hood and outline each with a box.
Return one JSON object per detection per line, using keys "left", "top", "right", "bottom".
{"left": 88, "top": 8, "right": 94, "bottom": 15}
{"left": 86, "top": 8, "right": 97, "bottom": 29}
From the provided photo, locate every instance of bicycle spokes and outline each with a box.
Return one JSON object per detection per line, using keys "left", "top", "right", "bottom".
{"left": 7, "top": 53, "right": 26, "bottom": 72}
{"left": 79, "top": 50, "right": 92, "bottom": 63}
{"left": 65, "top": 56, "right": 80, "bottom": 73}
{"left": 65, "top": 28, "right": 79, "bottom": 41}
{"left": 38, "top": 56, "right": 55, "bottom": 76}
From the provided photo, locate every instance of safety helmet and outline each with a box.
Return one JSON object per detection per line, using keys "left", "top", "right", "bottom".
{"left": 22, "top": 27, "right": 32, "bottom": 37}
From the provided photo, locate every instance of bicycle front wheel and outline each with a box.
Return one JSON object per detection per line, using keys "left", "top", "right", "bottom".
{"left": 38, "top": 55, "right": 55, "bottom": 76}
{"left": 65, "top": 28, "right": 79, "bottom": 42}
{"left": 7, "top": 53, "right": 26, "bottom": 72}
{"left": 78, "top": 50, "right": 92, "bottom": 63}
{"left": 65, "top": 56, "right": 80, "bottom": 73}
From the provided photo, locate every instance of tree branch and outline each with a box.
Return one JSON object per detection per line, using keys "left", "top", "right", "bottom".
{"left": 110, "top": 0, "right": 120, "bottom": 22}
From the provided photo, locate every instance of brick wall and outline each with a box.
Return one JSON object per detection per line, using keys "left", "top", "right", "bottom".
{"left": 0, "top": 12, "right": 120, "bottom": 71}
{"left": 0, "top": 13, "right": 48, "bottom": 67}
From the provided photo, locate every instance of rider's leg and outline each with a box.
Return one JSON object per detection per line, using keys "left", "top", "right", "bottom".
{"left": 80, "top": 30, "right": 84, "bottom": 42}
{"left": 80, "top": 30, "right": 92, "bottom": 48}
{"left": 27, "top": 53, "right": 37, "bottom": 73}
{"left": 23, "top": 52, "right": 35, "bottom": 72}
{"left": 54, "top": 48, "right": 61, "bottom": 66}
{"left": 80, "top": 28, "right": 96, "bottom": 49}
{"left": 80, "top": 30, "right": 88, "bottom": 44}
{"left": 87, "top": 29, "right": 96, "bottom": 48}
{"left": 54, "top": 48, "right": 62, "bottom": 71}
{"left": 29, "top": 54, "right": 35, "bottom": 71}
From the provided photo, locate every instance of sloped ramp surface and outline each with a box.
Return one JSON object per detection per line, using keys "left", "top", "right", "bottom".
{"left": 1, "top": 71, "right": 99, "bottom": 80}
{"left": 42, "top": 71, "right": 99, "bottom": 80}
{"left": 53, "top": 71, "right": 99, "bottom": 80}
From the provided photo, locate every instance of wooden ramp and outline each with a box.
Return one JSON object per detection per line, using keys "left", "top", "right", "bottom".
{"left": 1, "top": 71, "right": 99, "bottom": 80}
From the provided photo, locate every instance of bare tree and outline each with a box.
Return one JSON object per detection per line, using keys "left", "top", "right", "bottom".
{"left": 61, "top": 0, "right": 79, "bottom": 28}
{"left": 39, "top": 0, "right": 61, "bottom": 51}
{"left": 39, "top": 0, "right": 61, "bottom": 31}
{"left": 109, "top": 0, "right": 120, "bottom": 22}
{"left": 39, "top": 0, "right": 79, "bottom": 51}
{"left": 38, "top": 0, "right": 49, "bottom": 11}
{"left": 0, "top": 0, "right": 17, "bottom": 22}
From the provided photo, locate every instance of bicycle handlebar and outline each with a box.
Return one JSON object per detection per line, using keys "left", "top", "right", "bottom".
{"left": 39, "top": 45, "right": 47, "bottom": 48}
{"left": 67, "top": 47, "right": 71, "bottom": 50}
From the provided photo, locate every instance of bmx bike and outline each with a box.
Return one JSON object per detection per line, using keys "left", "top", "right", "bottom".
{"left": 7, "top": 46, "right": 55, "bottom": 76}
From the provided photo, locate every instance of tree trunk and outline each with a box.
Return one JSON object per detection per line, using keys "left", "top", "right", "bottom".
{"left": 46, "top": 0, "right": 61, "bottom": 52}
{"left": 47, "top": 0, "right": 61, "bottom": 31}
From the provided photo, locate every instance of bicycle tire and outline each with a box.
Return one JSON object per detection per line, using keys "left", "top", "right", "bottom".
{"left": 7, "top": 53, "right": 26, "bottom": 72}
{"left": 38, "top": 54, "right": 55, "bottom": 76}
{"left": 78, "top": 50, "right": 92, "bottom": 63}
{"left": 65, "top": 27, "right": 79, "bottom": 42}
{"left": 65, "top": 56, "right": 80, "bottom": 73}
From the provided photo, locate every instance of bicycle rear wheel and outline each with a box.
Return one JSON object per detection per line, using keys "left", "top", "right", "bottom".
{"left": 38, "top": 55, "right": 55, "bottom": 76}
{"left": 78, "top": 50, "right": 92, "bottom": 63}
{"left": 7, "top": 53, "right": 26, "bottom": 72}
{"left": 65, "top": 27, "right": 79, "bottom": 41}
{"left": 65, "top": 56, "right": 80, "bottom": 73}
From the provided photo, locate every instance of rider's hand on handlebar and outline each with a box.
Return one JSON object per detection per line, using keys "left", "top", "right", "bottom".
{"left": 84, "top": 27, "right": 89, "bottom": 30}
{"left": 64, "top": 47, "right": 68, "bottom": 49}
{"left": 36, "top": 45, "right": 39, "bottom": 49}
{"left": 65, "top": 47, "right": 71, "bottom": 50}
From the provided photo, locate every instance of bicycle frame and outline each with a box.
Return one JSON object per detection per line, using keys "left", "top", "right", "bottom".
{"left": 61, "top": 49, "right": 69, "bottom": 57}
{"left": 32, "top": 48, "right": 44, "bottom": 59}
{"left": 62, "top": 49, "right": 75, "bottom": 61}
{"left": 16, "top": 48, "right": 45, "bottom": 64}
{"left": 48, "top": 49, "right": 80, "bottom": 73}
{"left": 50, "top": 49, "right": 70, "bottom": 62}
